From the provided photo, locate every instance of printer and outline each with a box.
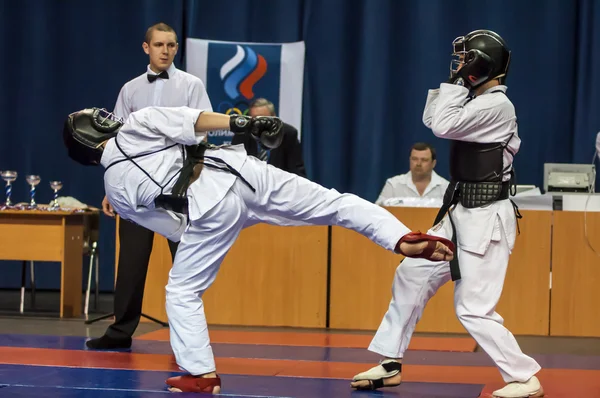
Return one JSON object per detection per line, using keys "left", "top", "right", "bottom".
{"left": 543, "top": 163, "right": 595, "bottom": 193}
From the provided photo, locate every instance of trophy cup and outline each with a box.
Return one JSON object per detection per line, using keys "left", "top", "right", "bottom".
{"left": 26, "top": 175, "right": 41, "bottom": 209}
{"left": 49, "top": 181, "right": 63, "bottom": 210}
{"left": 1, "top": 170, "right": 17, "bottom": 209}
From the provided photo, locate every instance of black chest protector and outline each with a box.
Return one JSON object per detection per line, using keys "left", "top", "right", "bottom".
{"left": 444, "top": 137, "right": 514, "bottom": 209}
{"left": 450, "top": 139, "right": 505, "bottom": 182}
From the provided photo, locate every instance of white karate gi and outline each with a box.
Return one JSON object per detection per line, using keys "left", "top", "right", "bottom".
{"left": 100, "top": 106, "right": 412, "bottom": 375}
{"left": 368, "top": 83, "right": 541, "bottom": 383}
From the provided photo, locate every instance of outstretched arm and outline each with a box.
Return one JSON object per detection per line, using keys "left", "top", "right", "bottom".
{"left": 194, "top": 111, "right": 283, "bottom": 149}
{"left": 132, "top": 106, "right": 284, "bottom": 149}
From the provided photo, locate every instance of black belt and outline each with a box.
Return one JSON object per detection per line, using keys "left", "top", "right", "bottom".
{"left": 432, "top": 180, "right": 512, "bottom": 281}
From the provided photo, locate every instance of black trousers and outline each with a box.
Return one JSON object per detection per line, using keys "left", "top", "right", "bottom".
{"left": 105, "top": 218, "right": 178, "bottom": 340}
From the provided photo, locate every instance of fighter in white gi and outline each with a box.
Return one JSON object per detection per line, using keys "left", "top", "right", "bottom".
{"left": 350, "top": 30, "right": 544, "bottom": 398}
{"left": 62, "top": 106, "right": 455, "bottom": 394}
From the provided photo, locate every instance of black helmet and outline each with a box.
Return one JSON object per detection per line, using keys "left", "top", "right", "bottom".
{"left": 63, "top": 108, "right": 122, "bottom": 166}
{"left": 451, "top": 30, "right": 511, "bottom": 85}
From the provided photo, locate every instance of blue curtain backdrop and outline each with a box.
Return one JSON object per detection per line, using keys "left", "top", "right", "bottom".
{"left": 1, "top": 0, "right": 599, "bottom": 292}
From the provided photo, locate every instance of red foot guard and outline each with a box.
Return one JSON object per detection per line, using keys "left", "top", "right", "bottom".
{"left": 166, "top": 374, "right": 221, "bottom": 393}
{"left": 397, "top": 231, "right": 455, "bottom": 260}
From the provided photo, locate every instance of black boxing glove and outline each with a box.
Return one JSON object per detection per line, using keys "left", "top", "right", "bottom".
{"left": 229, "top": 114, "right": 283, "bottom": 149}
{"left": 451, "top": 49, "right": 494, "bottom": 89}
{"left": 251, "top": 116, "right": 283, "bottom": 149}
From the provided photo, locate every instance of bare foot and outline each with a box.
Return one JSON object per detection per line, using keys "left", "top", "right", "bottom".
{"left": 399, "top": 240, "right": 454, "bottom": 261}
{"left": 350, "top": 372, "right": 402, "bottom": 389}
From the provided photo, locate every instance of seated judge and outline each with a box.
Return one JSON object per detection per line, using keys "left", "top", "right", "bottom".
{"left": 232, "top": 98, "right": 306, "bottom": 177}
{"left": 376, "top": 142, "right": 449, "bottom": 205}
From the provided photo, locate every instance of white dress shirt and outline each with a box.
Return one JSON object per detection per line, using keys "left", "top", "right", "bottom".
{"left": 100, "top": 106, "right": 248, "bottom": 242}
{"left": 375, "top": 170, "right": 449, "bottom": 205}
{"left": 113, "top": 63, "right": 212, "bottom": 119}
{"left": 423, "top": 83, "right": 520, "bottom": 255}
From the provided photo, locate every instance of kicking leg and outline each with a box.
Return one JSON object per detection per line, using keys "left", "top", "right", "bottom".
{"left": 235, "top": 157, "right": 453, "bottom": 261}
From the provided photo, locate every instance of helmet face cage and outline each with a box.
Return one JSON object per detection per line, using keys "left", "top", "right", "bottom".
{"left": 95, "top": 108, "right": 123, "bottom": 124}
{"left": 93, "top": 108, "right": 123, "bottom": 133}
{"left": 450, "top": 36, "right": 467, "bottom": 76}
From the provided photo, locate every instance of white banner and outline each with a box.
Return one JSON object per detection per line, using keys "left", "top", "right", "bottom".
{"left": 186, "top": 38, "right": 305, "bottom": 145}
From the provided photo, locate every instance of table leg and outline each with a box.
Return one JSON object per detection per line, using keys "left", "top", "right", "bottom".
{"left": 61, "top": 218, "right": 84, "bottom": 318}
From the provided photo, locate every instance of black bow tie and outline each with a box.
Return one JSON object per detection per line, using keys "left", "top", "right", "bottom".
{"left": 147, "top": 70, "right": 169, "bottom": 82}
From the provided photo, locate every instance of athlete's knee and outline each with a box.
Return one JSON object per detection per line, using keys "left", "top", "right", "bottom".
{"left": 455, "top": 304, "right": 504, "bottom": 326}
{"left": 166, "top": 287, "right": 203, "bottom": 307}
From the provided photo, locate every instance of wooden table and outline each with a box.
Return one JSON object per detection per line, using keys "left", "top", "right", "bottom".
{"left": 329, "top": 207, "right": 552, "bottom": 335}
{"left": 0, "top": 207, "right": 96, "bottom": 317}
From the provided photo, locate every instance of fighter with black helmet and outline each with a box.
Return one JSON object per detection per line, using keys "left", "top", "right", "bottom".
{"left": 351, "top": 30, "right": 544, "bottom": 398}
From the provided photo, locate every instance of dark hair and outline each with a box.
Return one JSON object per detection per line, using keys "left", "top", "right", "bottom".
{"left": 145, "top": 23, "right": 177, "bottom": 44}
{"left": 410, "top": 142, "right": 436, "bottom": 161}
